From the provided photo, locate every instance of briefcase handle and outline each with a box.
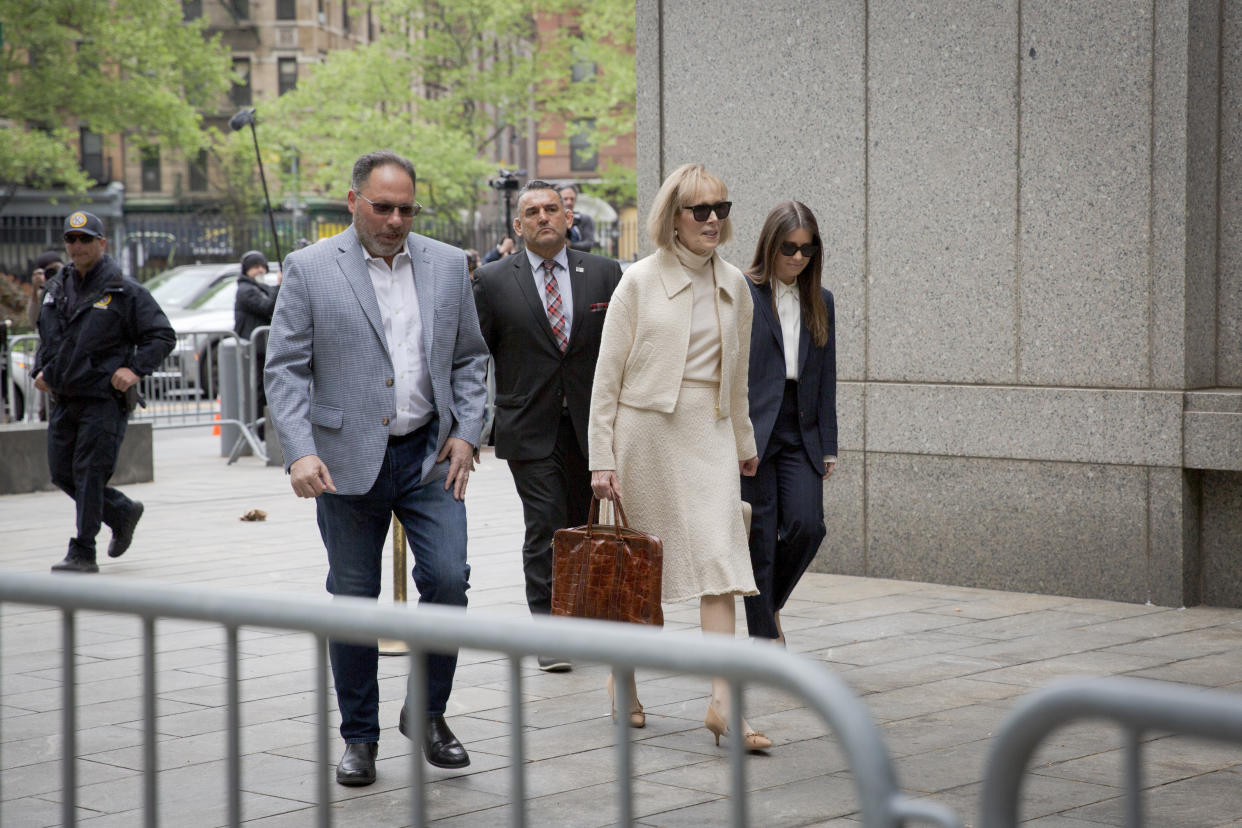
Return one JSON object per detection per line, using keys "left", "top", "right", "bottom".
{"left": 586, "top": 495, "right": 630, "bottom": 539}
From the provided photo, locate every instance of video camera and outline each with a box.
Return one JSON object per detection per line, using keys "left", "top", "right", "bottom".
{"left": 489, "top": 169, "right": 526, "bottom": 191}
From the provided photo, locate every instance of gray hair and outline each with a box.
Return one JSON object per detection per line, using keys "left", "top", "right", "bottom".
{"left": 516, "top": 180, "right": 565, "bottom": 214}
{"left": 518, "top": 179, "right": 561, "bottom": 201}
{"left": 351, "top": 150, "right": 416, "bottom": 193}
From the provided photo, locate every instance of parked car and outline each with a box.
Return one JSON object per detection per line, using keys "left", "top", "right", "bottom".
{"left": 145, "top": 263, "right": 245, "bottom": 313}
{"left": 3, "top": 338, "right": 39, "bottom": 422}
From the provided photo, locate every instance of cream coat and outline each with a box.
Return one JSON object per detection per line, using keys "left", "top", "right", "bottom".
{"left": 588, "top": 246, "right": 757, "bottom": 470}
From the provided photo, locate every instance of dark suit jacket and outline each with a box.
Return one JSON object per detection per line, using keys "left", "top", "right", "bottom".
{"left": 473, "top": 247, "right": 622, "bottom": 461}
{"left": 746, "top": 280, "right": 838, "bottom": 471}
{"left": 568, "top": 213, "right": 596, "bottom": 252}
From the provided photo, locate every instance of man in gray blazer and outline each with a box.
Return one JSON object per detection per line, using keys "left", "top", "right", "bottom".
{"left": 265, "top": 150, "right": 488, "bottom": 786}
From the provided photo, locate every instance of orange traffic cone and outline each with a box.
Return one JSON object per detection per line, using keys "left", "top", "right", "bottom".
{"left": 212, "top": 411, "right": 221, "bottom": 436}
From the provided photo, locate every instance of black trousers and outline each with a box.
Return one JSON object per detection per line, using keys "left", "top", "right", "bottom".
{"left": 506, "top": 411, "right": 591, "bottom": 615}
{"left": 741, "top": 381, "right": 827, "bottom": 639}
{"left": 47, "top": 396, "right": 134, "bottom": 559}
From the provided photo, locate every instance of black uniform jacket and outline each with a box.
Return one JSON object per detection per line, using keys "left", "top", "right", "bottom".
{"left": 34, "top": 254, "right": 175, "bottom": 400}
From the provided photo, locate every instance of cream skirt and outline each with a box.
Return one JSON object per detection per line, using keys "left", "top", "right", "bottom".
{"left": 613, "top": 383, "right": 758, "bottom": 603}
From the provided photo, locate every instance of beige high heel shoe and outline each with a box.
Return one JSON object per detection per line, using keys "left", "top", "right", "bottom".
{"left": 704, "top": 703, "right": 772, "bottom": 751}
{"left": 606, "top": 674, "right": 646, "bottom": 728}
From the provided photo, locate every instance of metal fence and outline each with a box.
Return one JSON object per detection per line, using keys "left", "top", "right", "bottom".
{"left": 2, "top": 212, "right": 633, "bottom": 295}
{"left": 0, "top": 572, "right": 963, "bottom": 828}
{"left": 130, "top": 328, "right": 268, "bottom": 462}
{"left": 979, "top": 676, "right": 1242, "bottom": 827}
{"left": 1, "top": 327, "right": 269, "bottom": 461}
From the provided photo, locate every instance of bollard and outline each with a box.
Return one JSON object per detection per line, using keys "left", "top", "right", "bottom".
{"left": 378, "top": 515, "right": 410, "bottom": 656}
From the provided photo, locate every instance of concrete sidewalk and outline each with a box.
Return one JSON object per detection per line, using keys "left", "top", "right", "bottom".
{"left": 3, "top": 429, "right": 1242, "bottom": 827}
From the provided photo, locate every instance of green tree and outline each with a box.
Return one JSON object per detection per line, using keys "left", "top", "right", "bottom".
{"left": 0, "top": 0, "right": 232, "bottom": 202}
{"left": 263, "top": 0, "right": 636, "bottom": 216}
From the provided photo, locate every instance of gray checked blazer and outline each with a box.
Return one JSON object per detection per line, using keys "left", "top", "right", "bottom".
{"left": 264, "top": 225, "right": 489, "bottom": 496}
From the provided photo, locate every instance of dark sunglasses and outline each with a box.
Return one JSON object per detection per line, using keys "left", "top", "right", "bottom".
{"left": 778, "top": 241, "right": 819, "bottom": 258}
{"left": 356, "top": 192, "right": 422, "bottom": 217}
{"left": 681, "top": 201, "right": 731, "bottom": 222}
{"left": 64, "top": 233, "right": 98, "bottom": 244}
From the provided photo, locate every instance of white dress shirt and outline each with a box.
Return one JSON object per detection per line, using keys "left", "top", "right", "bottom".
{"left": 526, "top": 247, "right": 573, "bottom": 339}
{"left": 365, "top": 247, "right": 434, "bottom": 435}
{"left": 774, "top": 279, "right": 801, "bottom": 381}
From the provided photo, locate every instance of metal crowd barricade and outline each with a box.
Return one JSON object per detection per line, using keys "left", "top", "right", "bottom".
{"left": 979, "top": 676, "right": 1242, "bottom": 827}
{"left": 0, "top": 572, "right": 962, "bottom": 828}
{"left": 225, "top": 325, "right": 270, "bottom": 465}
{"left": 2, "top": 327, "right": 268, "bottom": 456}
{"left": 133, "top": 329, "right": 266, "bottom": 462}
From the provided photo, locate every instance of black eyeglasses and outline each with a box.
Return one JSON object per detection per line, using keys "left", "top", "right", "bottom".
{"left": 64, "top": 233, "right": 97, "bottom": 244}
{"left": 778, "top": 241, "right": 819, "bottom": 258}
{"left": 356, "top": 192, "right": 422, "bottom": 217}
{"left": 681, "top": 201, "right": 731, "bottom": 222}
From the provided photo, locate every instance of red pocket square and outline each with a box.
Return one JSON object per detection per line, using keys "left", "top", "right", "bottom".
{"left": 589, "top": 302, "right": 609, "bottom": 312}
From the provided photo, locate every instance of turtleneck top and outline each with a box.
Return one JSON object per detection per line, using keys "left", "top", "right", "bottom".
{"left": 673, "top": 239, "right": 722, "bottom": 384}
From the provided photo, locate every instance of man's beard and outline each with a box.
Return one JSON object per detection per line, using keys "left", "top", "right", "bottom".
{"left": 355, "top": 218, "right": 406, "bottom": 259}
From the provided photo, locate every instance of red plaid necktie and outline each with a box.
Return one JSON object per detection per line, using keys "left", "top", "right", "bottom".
{"left": 541, "top": 259, "right": 568, "bottom": 352}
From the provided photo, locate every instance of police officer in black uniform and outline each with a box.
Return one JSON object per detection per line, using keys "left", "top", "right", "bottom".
{"left": 34, "top": 211, "right": 175, "bottom": 573}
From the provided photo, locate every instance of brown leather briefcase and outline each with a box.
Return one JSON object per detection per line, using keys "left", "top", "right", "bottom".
{"left": 551, "top": 497, "right": 664, "bottom": 626}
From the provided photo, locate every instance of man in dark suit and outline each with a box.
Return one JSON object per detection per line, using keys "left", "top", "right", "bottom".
{"left": 559, "top": 184, "right": 596, "bottom": 252}
{"left": 473, "top": 180, "right": 622, "bottom": 671}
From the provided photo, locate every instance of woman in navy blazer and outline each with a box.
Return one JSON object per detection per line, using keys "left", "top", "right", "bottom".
{"left": 742, "top": 201, "right": 838, "bottom": 643}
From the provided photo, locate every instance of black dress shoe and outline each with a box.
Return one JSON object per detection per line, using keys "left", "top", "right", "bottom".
{"left": 51, "top": 554, "right": 98, "bottom": 574}
{"left": 336, "top": 742, "right": 377, "bottom": 786}
{"left": 108, "top": 501, "right": 144, "bottom": 558}
{"left": 399, "top": 707, "right": 470, "bottom": 768}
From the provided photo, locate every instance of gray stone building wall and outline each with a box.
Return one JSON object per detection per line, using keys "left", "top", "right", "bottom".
{"left": 636, "top": 0, "right": 1242, "bottom": 607}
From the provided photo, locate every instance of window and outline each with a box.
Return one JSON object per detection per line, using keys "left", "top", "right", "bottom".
{"left": 231, "top": 58, "right": 252, "bottom": 106}
{"left": 569, "top": 119, "right": 597, "bottom": 173}
{"left": 278, "top": 58, "right": 298, "bottom": 95}
{"left": 80, "top": 129, "right": 105, "bottom": 182}
{"left": 571, "top": 60, "right": 597, "bottom": 83}
{"left": 342, "top": 0, "right": 350, "bottom": 33}
{"left": 189, "top": 149, "right": 208, "bottom": 192}
{"left": 232, "top": 0, "right": 250, "bottom": 19}
{"left": 277, "top": 0, "right": 296, "bottom": 19}
{"left": 141, "top": 147, "right": 162, "bottom": 193}
{"left": 182, "top": 0, "right": 202, "bottom": 19}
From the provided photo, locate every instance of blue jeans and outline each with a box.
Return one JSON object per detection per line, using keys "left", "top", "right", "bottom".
{"left": 315, "top": 421, "right": 470, "bottom": 744}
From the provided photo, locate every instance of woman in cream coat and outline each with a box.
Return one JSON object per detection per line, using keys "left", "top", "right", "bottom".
{"left": 589, "top": 163, "right": 771, "bottom": 751}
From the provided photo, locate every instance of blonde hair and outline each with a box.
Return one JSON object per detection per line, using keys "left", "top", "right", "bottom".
{"left": 646, "top": 163, "right": 732, "bottom": 250}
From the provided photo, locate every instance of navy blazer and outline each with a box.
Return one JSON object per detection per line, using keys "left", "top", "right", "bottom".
{"left": 746, "top": 279, "right": 838, "bottom": 471}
